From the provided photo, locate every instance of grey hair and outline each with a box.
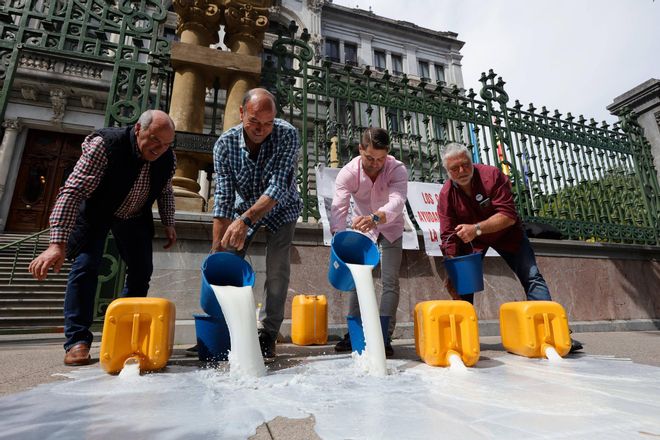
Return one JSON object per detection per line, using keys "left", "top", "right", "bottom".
{"left": 440, "top": 142, "right": 472, "bottom": 168}
{"left": 138, "top": 109, "right": 175, "bottom": 131}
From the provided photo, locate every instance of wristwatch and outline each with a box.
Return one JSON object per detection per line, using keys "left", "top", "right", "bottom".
{"left": 474, "top": 223, "right": 482, "bottom": 236}
{"left": 370, "top": 213, "right": 380, "bottom": 224}
{"left": 240, "top": 214, "right": 253, "bottom": 227}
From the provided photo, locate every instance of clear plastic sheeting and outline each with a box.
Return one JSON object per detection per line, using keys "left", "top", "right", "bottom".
{"left": 0, "top": 354, "right": 659, "bottom": 439}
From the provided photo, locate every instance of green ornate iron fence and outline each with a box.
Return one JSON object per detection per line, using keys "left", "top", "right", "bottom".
{"left": 0, "top": 0, "right": 172, "bottom": 125}
{"left": 0, "top": 1, "right": 172, "bottom": 323}
{"left": 262, "top": 26, "right": 660, "bottom": 245}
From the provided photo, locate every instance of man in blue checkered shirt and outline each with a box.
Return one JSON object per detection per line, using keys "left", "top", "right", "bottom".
{"left": 212, "top": 88, "right": 302, "bottom": 362}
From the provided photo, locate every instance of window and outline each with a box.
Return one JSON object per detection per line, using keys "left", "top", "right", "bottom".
{"left": 391, "top": 54, "right": 403, "bottom": 76}
{"left": 435, "top": 64, "right": 445, "bottom": 83}
{"left": 374, "top": 50, "right": 386, "bottom": 72}
{"left": 344, "top": 43, "right": 358, "bottom": 66}
{"left": 418, "top": 61, "right": 430, "bottom": 81}
{"left": 325, "top": 39, "right": 340, "bottom": 62}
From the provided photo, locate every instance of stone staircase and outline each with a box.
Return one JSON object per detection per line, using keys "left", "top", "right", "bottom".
{"left": 0, "top": 232, "right": 69, "bottom": 334}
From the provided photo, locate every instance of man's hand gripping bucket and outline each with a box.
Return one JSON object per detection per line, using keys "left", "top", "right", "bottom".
{"left": 328, "top": 230, "right": 380, "bottom": 291}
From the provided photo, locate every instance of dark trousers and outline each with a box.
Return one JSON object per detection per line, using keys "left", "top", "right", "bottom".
{"left": 461, "top": 233, "right": 551, "bottom": 304}
{"left": 63, "top": 214, "right": 154, "bottom": 350}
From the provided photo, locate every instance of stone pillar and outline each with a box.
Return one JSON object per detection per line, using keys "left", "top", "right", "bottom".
{"left": 170, "top": 0, "right": 224, "bottom": 211}
{"left": 0, "top": 119, "right": 22, "bottom": 203}
{"left": 222, "top": 0, "right": 270, "bottom": 130}
{"left": 358, "top": 32, "right": 373, "bottom": 68}
{"left": 404, "top": 44, "right": 417, "bottom": 76}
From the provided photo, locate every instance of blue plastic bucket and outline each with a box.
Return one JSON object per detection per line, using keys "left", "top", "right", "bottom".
{"left": 200, "top": 252, "right": 255, "bottom": 318}
{"left": 328, "top": 231, "right": 380, "bottom": 291}
{"left": 443, "top": 252, "right": 484, "bottom": 295}
{"left": 346, "top": 315, "right": 390, "bottom": 354}
{"left": 194, "top": 313, "right": 231, "bottom": 362}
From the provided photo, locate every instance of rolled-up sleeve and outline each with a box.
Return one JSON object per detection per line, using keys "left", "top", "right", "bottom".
{"left": 376, "top": 163, "right": 408, "bottom": 222}
{"left": 212, "top": 137, "right": 236, "bottom": 219}
{"left": 330, "top": 167, "right": 356, "bottom": 233}
{"left": 263, "top": 127, "right": 300, "bottom": 202}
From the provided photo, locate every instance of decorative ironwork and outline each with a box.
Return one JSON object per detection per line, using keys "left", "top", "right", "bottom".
{"left": 174, "top": 130, "right": 217, "bottom": 154}
{"left": 262, "top": 29, "right": 660, "bottom": 244}
{"left": 0, "top": 0, "right": 172, "bottom": 125}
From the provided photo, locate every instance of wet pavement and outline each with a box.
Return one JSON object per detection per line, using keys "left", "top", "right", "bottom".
{"left": 0, "top": 331, "right": 658, "bottom": 439}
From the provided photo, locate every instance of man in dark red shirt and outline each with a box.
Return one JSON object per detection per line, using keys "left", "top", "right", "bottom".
{"left": 437, "top": 142, "right": 584, "bottom": 353}
{"left": 437, "top": 142, "right": 551, "bottom": 304}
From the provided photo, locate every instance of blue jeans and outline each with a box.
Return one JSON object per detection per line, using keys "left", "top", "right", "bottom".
{"left": 460, "top": 233, "right": 551, "bottom": 304}
{"left": 63, "top": 214, "right": 154, "bottom": 350}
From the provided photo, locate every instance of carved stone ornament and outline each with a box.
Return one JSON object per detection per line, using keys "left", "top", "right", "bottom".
{"left": 307, "top": 0, "right": 324, "bottom": 13}
{"left": 2, "top": 119, "right": 22, "bottom": 131}
{"left": 223, "top": 0, "right": 269, "bottom": 53}
{"left": 655, "top": 110, "right": 660, "bottom": 129}
{"left": 50, "top": 88, "right": 68, "bottom": 123}
{"left": 81, "top": 95, "right": 95, "bottom": 109}
{"left": 21, "top": 86, "right": 38, "bottom": 101}
{"left": 173, "top": 0, "right": 224, "bottom": 45}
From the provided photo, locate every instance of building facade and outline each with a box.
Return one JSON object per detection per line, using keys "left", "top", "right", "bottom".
{"left": 0, "top": 0, "right": 465, "bottom": 233}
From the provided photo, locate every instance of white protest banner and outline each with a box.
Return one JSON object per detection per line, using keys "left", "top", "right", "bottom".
{"left": 407, "top": 181, "right": 443, "bottom": 256}
{"left": 315, "top": 164, "right": 419, "bottom": 249}
{"left": 408, "top": 181, "right": 500, "bottom": 257}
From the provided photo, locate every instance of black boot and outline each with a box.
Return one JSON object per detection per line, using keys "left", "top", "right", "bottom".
{"left": 258, "top": 329, "right": 276, "bottom": 363}
{"left": 334, "top": 333, "right": 352, "bottom": 352}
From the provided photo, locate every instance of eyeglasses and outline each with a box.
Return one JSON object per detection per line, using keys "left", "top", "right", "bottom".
{"left": 447, "top": 161, "right": 472, "bottom": 173}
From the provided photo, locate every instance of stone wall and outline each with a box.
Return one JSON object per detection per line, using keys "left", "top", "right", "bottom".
{"left": 151, "top": 215, "right": 660, "bottom": 342}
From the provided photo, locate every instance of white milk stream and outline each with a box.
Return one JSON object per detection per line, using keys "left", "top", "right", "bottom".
{"left": 544, "top": 345, "right": 563, "bottom": 363}
{"left": 346, "top": 263, "right": 387, "bottom": 377}
{"left": 448, "top": 353, "right": 468, "bottom": 372}
{"left": 211, "top": 285, "right": 266, "bottom": 378}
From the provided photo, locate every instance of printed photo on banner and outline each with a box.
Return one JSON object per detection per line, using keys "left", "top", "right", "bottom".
{"left": 315, "top": 164, "right": 419, "bottom": 249}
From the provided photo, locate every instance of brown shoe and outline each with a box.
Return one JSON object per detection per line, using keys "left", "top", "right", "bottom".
{"left": 64, "top": 342, "right": 91, "bottom": 366}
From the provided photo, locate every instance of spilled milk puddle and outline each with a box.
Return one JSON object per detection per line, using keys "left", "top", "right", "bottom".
{"left": 0, "top": 353, "right": 659, "bottom": 439}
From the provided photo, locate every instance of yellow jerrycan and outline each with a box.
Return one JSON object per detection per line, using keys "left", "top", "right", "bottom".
{"left": 100, "top": 297, "right": 176, "bottom": 374}
{"left": 414, "top": 300, "right": 480, "bottom": 367}
{"left": 499, "top": 301, "right": 571, "bottom": 358}
{"left": 291, "top": 294, "right": 328, "bottom": 345}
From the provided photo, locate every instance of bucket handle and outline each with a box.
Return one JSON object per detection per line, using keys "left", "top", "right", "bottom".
{"left": 442, "top": 231, "right": 476, "bottom": 256}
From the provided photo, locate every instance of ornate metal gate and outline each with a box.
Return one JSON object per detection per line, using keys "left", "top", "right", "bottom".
{"left": 0, "top": 0, "right": 173, "bottom": 321}
{"left": 262, "top": 26, "right": 660, "bottom": 245}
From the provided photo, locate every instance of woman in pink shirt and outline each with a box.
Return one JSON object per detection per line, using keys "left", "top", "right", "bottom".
{"left": 330, "top": 128, "right": 408, "bottom": 356}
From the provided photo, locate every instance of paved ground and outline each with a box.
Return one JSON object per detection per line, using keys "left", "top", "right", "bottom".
{"left": 0, "top": 330, "right": 659, "bottom": 439}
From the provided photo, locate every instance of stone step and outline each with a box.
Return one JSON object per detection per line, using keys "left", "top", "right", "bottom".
{"left": 0, "top": 316, "right": 65, "bottom": 328}
{"left": 0, "top": 325, "right": 64, "bottom": 335}
{"left": 0, "top": 275, "right": 70, "bottom": 283}
{"left": 0, "top": 284, "right": 67, "bottom": 292}
{"left": 0, "top": 306, "right": 63, "bottom": 317}
{"left": 0, "top": 298, "right": 64, "bottom": 308}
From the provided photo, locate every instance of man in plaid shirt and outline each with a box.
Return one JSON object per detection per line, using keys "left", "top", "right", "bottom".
{"left": 28, "top": 109, "right": 177, "bottom": 366}
{"left": 212, "top": 88, "right": 301, "bottom": 362}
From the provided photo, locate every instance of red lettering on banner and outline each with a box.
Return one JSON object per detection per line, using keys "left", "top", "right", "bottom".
{"left": 429, "top": 229, "right": 438, "bottom": 242}
{"left": 416, "top": 211, "right": 440, "bottom": 223}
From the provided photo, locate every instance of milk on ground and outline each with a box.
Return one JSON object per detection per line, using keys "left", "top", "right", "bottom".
{"left": 346, "top": 263, "right": 387, "bottom": 377}
{"left": 211, "top": 285, "right": 266, "bottom": 378}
